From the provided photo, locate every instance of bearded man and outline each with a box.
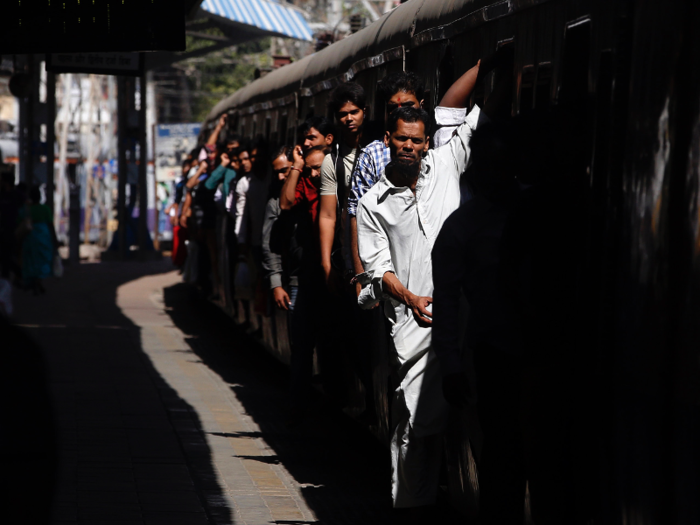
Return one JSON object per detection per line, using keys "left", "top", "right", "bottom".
{"left": 355, "top": 104, "right": 480, "bottom": 514}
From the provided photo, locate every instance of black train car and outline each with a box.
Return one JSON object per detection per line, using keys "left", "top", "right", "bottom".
{"left": 202, "top": 0, "right": 700, "bottom": 522}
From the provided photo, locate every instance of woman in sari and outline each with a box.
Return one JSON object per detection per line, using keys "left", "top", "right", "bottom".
{"left": 18, "top": 187, "right": 57, "bottom": 294}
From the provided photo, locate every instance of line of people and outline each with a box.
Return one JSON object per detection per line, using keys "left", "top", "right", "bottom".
{"left": 176, "top": 49, "right": 583, "bottom": 524}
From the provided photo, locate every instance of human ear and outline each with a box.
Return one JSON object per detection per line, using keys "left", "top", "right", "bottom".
{"left": 423, "top": 138, "right": 430, "bottom": 153}
{"left": 419, "top": 99, "right": 425, "bottom": 109}
{"left": 384, "top": 131, "right": 390, "bottom": 148}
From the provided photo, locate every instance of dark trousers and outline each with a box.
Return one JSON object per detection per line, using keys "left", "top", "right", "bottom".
{"left": 289, "top": 277, "right": 324, "bottom": 408}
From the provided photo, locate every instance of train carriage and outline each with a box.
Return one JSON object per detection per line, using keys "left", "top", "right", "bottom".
{"left": 199, "top": 0, "right": 700, "bottom": 522}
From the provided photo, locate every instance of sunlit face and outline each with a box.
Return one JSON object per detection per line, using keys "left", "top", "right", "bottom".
{"left": 303, "top": 127, "right": 333, "bottom": 151}
{"left": 238, "top": 151, "right": 253, "bottom": 174}
{"left": 304, "top": 150, "right": 325, "bottom": 186}
{"left": 271, "top": 154, "right": 292, "bottom": 182}
{"left": 385, "top": 119, "right": 429, "bottom": 168}
{"left": 385, "top": 91, "right": 421, "bottom": 118}
{"left": 336, "top": 102, "right": 364, "bottom": 135}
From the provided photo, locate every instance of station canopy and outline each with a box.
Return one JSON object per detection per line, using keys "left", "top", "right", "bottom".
{"left": 199, "top": 0, "right": 313, "bottom": 42}
{"left": 147, "top": 0, "right": 312, "bottom": 69}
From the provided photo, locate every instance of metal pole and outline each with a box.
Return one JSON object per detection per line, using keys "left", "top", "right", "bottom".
{"left": 46, "top": 71, "right": 56, "bottom": 218}
{"left": 137, "top": 68, "right": 149, "bottom": 255}
{"left": 117, "top": 76, "right": 128, "bottom": 260}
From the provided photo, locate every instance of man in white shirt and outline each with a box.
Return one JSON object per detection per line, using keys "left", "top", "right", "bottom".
{"left": 356, "top": 104, "right": 480, "bottom": 512}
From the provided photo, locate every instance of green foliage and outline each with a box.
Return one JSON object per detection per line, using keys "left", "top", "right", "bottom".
{"left": 181, "top": 38, "right": 272, "bottom": 123}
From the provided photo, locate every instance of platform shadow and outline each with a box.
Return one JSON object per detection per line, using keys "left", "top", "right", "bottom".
{"left": 10, "top": 261, "right": 234, "bottom": 525}
{"left": 162, "top": 281, "right": 466, "bottom": 525}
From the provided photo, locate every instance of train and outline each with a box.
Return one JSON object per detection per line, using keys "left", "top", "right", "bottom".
{"left": 198, "top": 0, "right": 700, "bottom": 522}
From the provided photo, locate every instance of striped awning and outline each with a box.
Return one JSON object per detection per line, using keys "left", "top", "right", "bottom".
{"left": 200, "top": 0, "right": 313, "bottom": 42}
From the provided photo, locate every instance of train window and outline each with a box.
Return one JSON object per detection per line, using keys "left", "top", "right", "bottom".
{"left": 559, "top": 18, "right": 591, "bottom": 104}
{"left": 519, "top": 64, "right": 535, "bottom": 113}
{"left": 535, "top": 62, "right": 553, "bottom": 109}
{"left": 437, "top": 44, "right": 455, "bottom": 103}
{"left": 279, "top": 114, "right": 288, "bottom": 146}
{"left": 482, "top": 39, "right": 514, "bottom": 112}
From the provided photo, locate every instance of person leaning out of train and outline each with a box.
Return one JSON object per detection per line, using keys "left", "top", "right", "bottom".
{"left": 262, "top": 146, "right": 295, "bottom": 310}
{"left": 204, "top": 146, "right": 238, "bottom": 214}
{"left": 355, "top": 103, "right": 482, "bottom": 517}
{"left": 346, "top": 67, "right": 478, "bottom": 296}
{"left": 230, "top": 141, "right": 271, "bottom": 305}
{"left": 346, "top": 72, "right": 424, "bottom": 296}
{"left": 279, "top": 144, "right": 330, "bottom": 423}
{"left": 319, "top": 82, "right": 367, "bottom": 295}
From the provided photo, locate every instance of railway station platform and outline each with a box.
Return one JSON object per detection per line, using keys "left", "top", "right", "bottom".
{"left": 7, "top": 260, "right": 462, "bottom": 525}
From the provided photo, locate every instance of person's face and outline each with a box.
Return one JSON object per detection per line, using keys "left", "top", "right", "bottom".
{"left": 239, "top": 151, "right": 253, "bottom": 174}
{"left": 385, "top": 119, "right": 429, "bottom": 168}
{"left": 227, "top": 140, "right": 239, "bottom": 150}
{"left": 303, "top": 127, "right": 333, "bottom": 151}
{"left": 231, "top": 156, "right": 241, "bottom": 172}
{"left": 207, "top": 148, "right": 217, "bottom": 165}
{"left": 250, "top": 148, "right": 258, "bottom": 166}
{"left": 304, "top": 150, "right": 325, "bottom": 186}
{"left": 337, "top": 102, "right": 364, "bottom": 135}
{"left": 272, "top": 155, "right": 292, "bottom": 182}
{"left": 385, "top": 91, "right": 422, "bottom": 119}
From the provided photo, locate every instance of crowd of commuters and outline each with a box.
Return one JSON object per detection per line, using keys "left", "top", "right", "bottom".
{"left": 0, "top": 173, "right": 59, "bottom": 299}
{"left": 173, "top": 48, "right": 582, "bottom": 524}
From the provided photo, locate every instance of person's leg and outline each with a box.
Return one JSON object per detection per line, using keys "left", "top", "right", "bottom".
{"left": 288, "top": 282, "right": 318, "bottom": 419}
{"left": 354, "top": 304, "right": 380, "bottom": 419}
{"left": 392, "top": 392, "right": 444, "bottom": 510}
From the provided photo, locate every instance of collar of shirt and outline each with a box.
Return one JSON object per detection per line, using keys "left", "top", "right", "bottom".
{"left": 375, "top": 161, "right": 433, "bottom": 203}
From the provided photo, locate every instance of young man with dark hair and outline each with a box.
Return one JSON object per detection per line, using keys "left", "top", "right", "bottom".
{"left": 262, "top": 145, "right": 294, "bottom": 310}
{"left": 355, "top": 96, "right": 481, "bottom": 514}
{"left": 319, "top": 82, "right": 366, "bottom": 289}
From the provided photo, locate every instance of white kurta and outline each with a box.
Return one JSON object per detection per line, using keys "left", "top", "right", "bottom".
{"left": 356, "top": 105, "right": 480, "bottom": 506}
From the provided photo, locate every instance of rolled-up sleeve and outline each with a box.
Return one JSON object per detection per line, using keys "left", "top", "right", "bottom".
{"left": 356, "top": 200, "right": 394, "bottom": 309}
{"left": 433, "top": 105, "right": 481, "bottom": 181}
{"left": 433, "top": 106, "right": 468, "bottom": 149}
{"left": 319, "top": 154, "right": 337, "bottom": 197}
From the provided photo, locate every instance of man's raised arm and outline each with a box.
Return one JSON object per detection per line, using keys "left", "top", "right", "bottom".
{"left": 439, "top": 60, "right": 481, "bottom": 109}
{"left": 207, "top": 114, "right": 227, "bottom": 146}
{"left": 280, "top": 145, "right": 304, "bottom": 211}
